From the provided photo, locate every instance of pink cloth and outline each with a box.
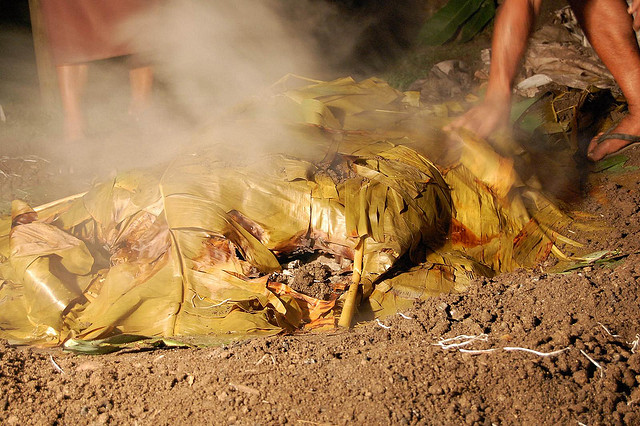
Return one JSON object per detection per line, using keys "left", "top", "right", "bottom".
{"left": 40, "top": 0, "right": 154, "bottom": 65}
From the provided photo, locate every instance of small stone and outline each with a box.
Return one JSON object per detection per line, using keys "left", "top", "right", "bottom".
{"left": 603, "top": 377, "right": 619, "bottom": 392}
{"left": 428, "top": 385, "right": 443, "bottom": 395}
{"left": 570, "top": 404, "right": 586, "bottom": 414}
{"left": 628, "top": 354, "right": 640, "bottom": 373}
{"left": 76, "top": 361, "right": 102, "bottom": 372}
{"left": 573, "top": 370, "right": 589, "bottom": 386}
{"left": 622, "top": 369, "right": 636, "bottom": 387}
{"left": 450, "top": 309, "right": 464, "bottom": 321}
{"left": 625, "top": 412, "right": 640, "bottom": 425}
{"left": 478, "top": 310, "right": 493, "bottom": 323}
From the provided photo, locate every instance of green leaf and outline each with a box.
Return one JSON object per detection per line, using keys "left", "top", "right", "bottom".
{"left": 419, "top": 0, "right": 486, "bottom": 45}
{"left": 548, "top": 250, "right": 631, "bottom": 274}
{"left": 459, "top": 0, "right": 496, "bottom": 43}
{"left": 63, "top": 334, "right": 193, "bottom": 355}
{"left": 592, "top": 154, "right": 638, "bottom": 173}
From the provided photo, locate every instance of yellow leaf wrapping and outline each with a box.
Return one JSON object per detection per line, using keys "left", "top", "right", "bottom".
{"left": 0, "top": 76, "right": 580, "bottom": 344}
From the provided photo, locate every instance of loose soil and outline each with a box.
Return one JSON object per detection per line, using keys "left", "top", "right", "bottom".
{"left": 3, "top": 3, "right": 640, "bottom": 425}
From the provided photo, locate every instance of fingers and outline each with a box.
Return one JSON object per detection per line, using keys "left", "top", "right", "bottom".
{"left": 443, "top": 115, "right": 469, "bottom": 132}
{"left": 444, "top": 104, "right": 508, "bottom": 140}
{"left": 443, "top": 110, "right": 483, "bottom": 136}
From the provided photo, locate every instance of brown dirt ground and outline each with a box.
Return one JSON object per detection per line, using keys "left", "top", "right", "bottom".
{"left": 4, "top": 4, "right": 640, "bottom": 425}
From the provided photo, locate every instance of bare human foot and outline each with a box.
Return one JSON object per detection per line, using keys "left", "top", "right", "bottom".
{"left": 587, "top": 112, "right": 640, "bottom": 161}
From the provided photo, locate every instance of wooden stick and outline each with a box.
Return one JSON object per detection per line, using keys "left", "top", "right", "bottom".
{"left": 34, "top": 191, "right": 87, "bottom": 213}
{"left": 338, "top": 237, "right": 365, "bottom": 328}
{"left": 28, "top": 0, "right": 60, "bottom": 110}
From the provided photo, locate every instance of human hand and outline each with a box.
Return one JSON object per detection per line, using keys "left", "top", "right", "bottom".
{"left": 629, "top": 0, "right": 640, "bottom": 31}
{"left": 443, "top": 98, "right": 511, "bottom": 140}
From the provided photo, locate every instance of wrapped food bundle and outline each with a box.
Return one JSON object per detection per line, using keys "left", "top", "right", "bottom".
{"left": 0, "top": 77, "right": 576, "bottom": 346}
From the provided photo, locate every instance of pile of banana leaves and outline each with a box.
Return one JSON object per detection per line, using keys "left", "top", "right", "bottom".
{"left": 0, "top": 76, "right": 579, "bottom": 347}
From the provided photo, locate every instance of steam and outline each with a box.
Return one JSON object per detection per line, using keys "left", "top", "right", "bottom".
{"left": 62, "top": 0, "right": 367, "bottom": 169}
{"left": 3, "top": 1, "right": 426, "bottom": 184}
{"left": 122, "top": 1, "right": 325, "bottom": 124}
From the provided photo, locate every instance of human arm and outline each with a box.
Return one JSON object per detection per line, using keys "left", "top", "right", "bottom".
{"left": 445, "top": 0, "right": 543, "bottom": 139}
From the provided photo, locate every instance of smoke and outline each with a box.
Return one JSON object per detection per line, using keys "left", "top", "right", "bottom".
{"left": 122, "top": 1, "right": 325, "bottom": 125}
{"left": 2, "top": 1, "right": 428, "bottom": 183}
{"left": 118, "top": 0, "right": 428, "bottom": 126}
{"left": 58, "top": 0, "right": 361, "bottom": 169}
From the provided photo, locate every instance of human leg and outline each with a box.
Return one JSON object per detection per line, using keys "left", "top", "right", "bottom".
{"left": 568, "top": 0, "right": 640, "bottom": 160}
{"left": 445, "top": 0, "right": 543, "bottom": 138}
{"left": 56, "top": 63, "right": 88, "bottom": 142}
{"left": 128, "top": 65, "right": 153, "bottom": 118}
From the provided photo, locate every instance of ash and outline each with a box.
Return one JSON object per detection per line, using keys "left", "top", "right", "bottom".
{"left": 272, "top": 253, "right": 353, "bottom": 301}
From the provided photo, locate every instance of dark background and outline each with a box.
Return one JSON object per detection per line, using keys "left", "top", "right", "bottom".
{"left": 0, "top": 0, "right": 429, "bottom": 74}
{"left": 0, "top": 0, "right": 31, "bottom": 25}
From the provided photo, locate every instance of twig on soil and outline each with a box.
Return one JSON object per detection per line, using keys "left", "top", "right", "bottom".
{"left": 434, "top": 335, "right": 570, "bottom": 357}
{"left": 375, "top": 319, "right": 391, "bottom": 329}
{"left": 458, "top": 346, "right": 569, "bottom": 356}
{"left": 229, "top": 382, "right": 260, "bottom": 396}
{"left": 459, "top": 348, "right": 498, "bottom": 354}
{"left": 255, "top": 354, "right": 276, "bottom": 365}
{"left": 629, "top": 334, "right": 639, "bottom": 354}
{"left": 580, "top": 349, "right": 604, "bottom": 378}
{"left": 434, "top": 334, "right": 489, "bottom": 350}
{"left": 49, "top": 354, "right": 65, "bottom": 374}
{"left": 503, "top": 347, "right": 570, "bottom": 357}
{"left": 398, "top": 313, "right": 413, "bottom": 320}
{"left": 597, "top": 322, "right": 620, "bottom": 338}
